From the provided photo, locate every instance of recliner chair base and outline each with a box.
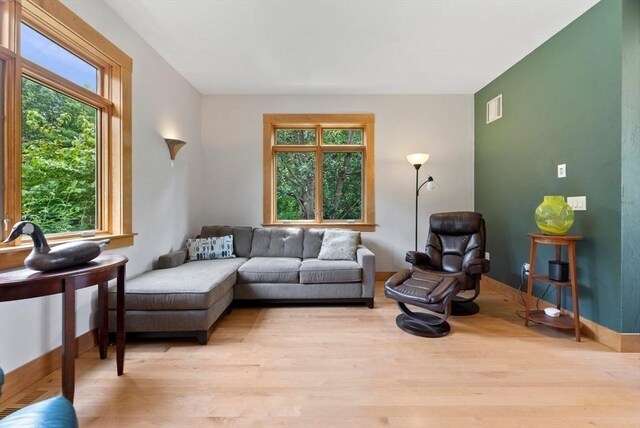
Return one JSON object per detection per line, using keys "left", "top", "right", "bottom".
{"left": 394, "top": 300, "right": 454, "bottom": 338}
{"left": 451, "top": 299, "right": 480, "bottom": 316}
{"left": 395, "top": 313, "right": 451, "bottom": 338}
{"left": 385, "top": 271, "right": 460, "bottom": 338}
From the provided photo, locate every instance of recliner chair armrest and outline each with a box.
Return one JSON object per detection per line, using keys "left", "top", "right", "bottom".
{"left": 405, "top": 251, "right": 431, "bottom": 267}
{"left": 464, "top": 258, "right": 490, "bottom": 275}
{"left": 157, "top": 249, "right": 188, "bottom": 269}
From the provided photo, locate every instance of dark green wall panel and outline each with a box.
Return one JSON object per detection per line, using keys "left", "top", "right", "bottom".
{"left": 620, "top": 0, "right": 640, "bottom": 333}
{"left": 475, "top": 1, "right": 624, "bottom": 331}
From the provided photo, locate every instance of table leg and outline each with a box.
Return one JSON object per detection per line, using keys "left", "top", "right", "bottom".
{"left": 116, "top": 264, "right": 126, "bottom": 376}
{"left": 568, "top": 242, "right": 581, "bottom": 342}
{"left": 98, "top": 282, "right": 108, "bottom": 359}
{"left": 525, "top": 240, "right": 537, "bottom": 326}
{"left": 555, "top": 245, "right": 562, "bottom": 309}
{"left": 61, "top": 279, "right": 76, "bottom": 402}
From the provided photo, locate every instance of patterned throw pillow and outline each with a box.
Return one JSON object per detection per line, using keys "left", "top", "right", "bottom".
{"left": 317, "top": 229, "right": 360, "bottom": 261}
{"left": 186, "top": 235, "right": 235, "bottom": 260}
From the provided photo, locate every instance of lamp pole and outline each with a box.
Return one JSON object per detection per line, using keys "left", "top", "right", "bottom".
{"left": 414, "top": 164, "right": 421, "bottom": 251}
{"left": 407, "top": 153, "right": 436, "bottom": 252}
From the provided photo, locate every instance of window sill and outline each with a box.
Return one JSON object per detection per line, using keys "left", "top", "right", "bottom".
{"left": 262, "top": 223, "right": 376, "bottom": 232}
{"left": 0, "top": 233, "right": 135, "bottom": 270}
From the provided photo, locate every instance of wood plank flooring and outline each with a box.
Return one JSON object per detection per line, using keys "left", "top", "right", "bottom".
{"left": 3, "top": 282, "right": 639, "bottom": 427}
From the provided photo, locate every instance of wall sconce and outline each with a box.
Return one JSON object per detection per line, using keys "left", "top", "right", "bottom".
{"left": 164, "top": 138, "right": 187, "bottom": 161}
{"left": 407, "top": 153, "right": 438, "bottom": 251}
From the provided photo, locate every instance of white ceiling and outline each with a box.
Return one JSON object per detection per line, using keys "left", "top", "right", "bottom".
{"left": 103, "top": 0, "right": 599, "bottom": 95}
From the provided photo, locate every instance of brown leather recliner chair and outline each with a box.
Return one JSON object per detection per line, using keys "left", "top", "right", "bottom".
{"left": 385, "top": 211, "right": 489, "bottom": 338}
{"left": 406, "top": 211, "right": 490, "bottom": 315}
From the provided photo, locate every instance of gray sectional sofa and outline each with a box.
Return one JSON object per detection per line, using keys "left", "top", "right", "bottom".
{"left": 109, "top": 226, "right": 375, "bottom": 344}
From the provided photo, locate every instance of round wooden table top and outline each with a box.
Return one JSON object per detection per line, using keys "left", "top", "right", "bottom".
{"left": 0, "top": 253, "right": 128, "bottom": 287}
{"left": 527, "top": 233, "right": 583, "bottom": 242}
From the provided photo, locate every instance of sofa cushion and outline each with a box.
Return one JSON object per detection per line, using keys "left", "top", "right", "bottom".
{"left": 231, "top": 226, "right": 253, "bottom": 258}
{"left": 250, "top": 227, "right": 304, "bottom": 258}
{"left": 200, "top": 225, "right": 232, "bottom": 239}
{"left": 318, "top": 229, "right": 360, "bottom": 261}
{"left": 200, "top": 225, "right": 254, "bottom": 258}
{"left": 303, "top": 228, "right": 325, "bottom": 259}
{"left": 300, "top": 259, "right": 362, "bottom": 284}
{"left": 108, "top": 258, "right": 247, "bottom": 311}
{"left": 237, "top": 257, "right": 300, "bottom": 283}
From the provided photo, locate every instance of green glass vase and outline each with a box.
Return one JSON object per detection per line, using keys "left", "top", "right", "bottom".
{"left": 534, "top": 195, "right": 574, "bottom": 235}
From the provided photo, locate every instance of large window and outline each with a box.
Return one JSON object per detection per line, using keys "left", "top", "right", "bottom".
{"left": 263, "top": 114, "right": 375, "bottom": 231}
{"left": 0, "top": 0, "right": 133, "bottom": 267}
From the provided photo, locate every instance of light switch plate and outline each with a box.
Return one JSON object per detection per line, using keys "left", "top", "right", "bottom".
{"left": 485, "top": 252, "right": 490, "bottom": 261}
{"left": 557, "top": 164, "right": 567, "bottom": 178}
{"left": 567, "top": 196, "right": 587, "bottom": 211}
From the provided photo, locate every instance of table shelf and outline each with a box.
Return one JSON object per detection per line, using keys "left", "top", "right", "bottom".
{"left": 528, "top": 310, "right": 582, "bottom": 330}
{"left": 531, "top": 275, "right": 572, "bottom": 287}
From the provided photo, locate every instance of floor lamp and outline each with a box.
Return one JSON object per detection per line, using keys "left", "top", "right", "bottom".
{"left": 407, "top": 153, "right": 437, "bottom": 251}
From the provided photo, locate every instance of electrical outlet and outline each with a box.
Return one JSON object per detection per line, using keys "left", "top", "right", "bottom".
{"left": 567, "top": 196, "right": 587, "bottom": 211}
{"left": 557, "top": 164, "right": 566, "bottom": 178}
{"left": 485, "top": 252, "right": 490, "bottom": 261}
{"left": 523, "top": 262, "right": 530, "bottom": 275}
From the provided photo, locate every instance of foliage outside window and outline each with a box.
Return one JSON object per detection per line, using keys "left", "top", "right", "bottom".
{"left": 0, "top": 0, "right": 133, "bottom": 265}
{"left": 263, "top": 114, "right": 375, "bottom": 231}
{"left": 21, "top": 77, "right": 98, "bottom": 233}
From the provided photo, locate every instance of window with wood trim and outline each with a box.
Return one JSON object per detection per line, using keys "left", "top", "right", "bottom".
{"left": 263, "top": 114, "right": 375, "bottom": 231}
{"left": 0, "top": 0, "right": 133, "bottom": 265}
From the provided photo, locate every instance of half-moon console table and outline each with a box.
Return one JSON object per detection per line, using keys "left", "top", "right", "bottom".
{"left": 0, "top": 254, "right": 128, "bottom": 402}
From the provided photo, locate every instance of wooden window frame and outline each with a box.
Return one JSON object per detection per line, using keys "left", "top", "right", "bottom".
{"left": 263, "top": 113, "right": 375, "bottom": 232}
{"left": 0, "top": 0, "right": 133, "bottom": 269}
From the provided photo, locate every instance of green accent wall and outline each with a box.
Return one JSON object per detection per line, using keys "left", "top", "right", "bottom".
{"left": 620, "top": 0, "right": 640, "bottom": 333}
{"left": 474, "top": 0, "right": 638, "bottom": 332}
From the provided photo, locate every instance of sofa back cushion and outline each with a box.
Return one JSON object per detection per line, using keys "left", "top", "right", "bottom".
{"left": 250, "top": 227, "right": 304, "bottom": 258}
{"left": 200, "top": 225, "right": 254, "bottom": 258}
{"left": 231, "top": 226, "right": 253, "bottom": 257}
{"left": 318, "top": 229, "right": 360, "bottom": 261}
{"left": 303, "top": 228, "right": 325, "bottom": 259}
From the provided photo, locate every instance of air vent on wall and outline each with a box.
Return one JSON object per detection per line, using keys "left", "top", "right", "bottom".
{"left": 486, "top": 94, "right": 502, "bottom": 124}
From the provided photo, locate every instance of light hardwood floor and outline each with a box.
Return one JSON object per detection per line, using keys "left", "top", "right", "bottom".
{"left": 3, "top": 282, "right": 640, "bottom": 427}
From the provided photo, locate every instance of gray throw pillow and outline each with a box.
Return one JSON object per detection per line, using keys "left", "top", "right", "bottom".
{"left": 318, "top": 229, "right": 360, "bottom": 261}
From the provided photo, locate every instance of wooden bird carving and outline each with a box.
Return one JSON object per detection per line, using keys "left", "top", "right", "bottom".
{"left": 3, "top": 221, "right": 110, "bottom": 272}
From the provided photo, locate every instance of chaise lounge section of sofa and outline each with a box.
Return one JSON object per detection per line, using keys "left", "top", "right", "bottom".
{"left": 109, "top": 226, "right": 375, "bottom": 344}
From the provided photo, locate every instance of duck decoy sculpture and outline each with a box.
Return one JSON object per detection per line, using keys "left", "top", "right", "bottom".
{"left": 3, "top": 221, "right": 110, "bottom": 272}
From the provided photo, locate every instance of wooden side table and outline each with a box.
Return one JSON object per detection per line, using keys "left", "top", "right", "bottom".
{"left": 0, "top": 254, "right": 128, "bottom": 402}
{"left": 525, "top": 234, "right": 583, "bottom": 341}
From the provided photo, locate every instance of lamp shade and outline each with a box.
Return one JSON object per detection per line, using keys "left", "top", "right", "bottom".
{"left": 426, "top": 178, "right": 438, "bottom": 191}
{"left": 407, "top": 153, "right": 430, "bottom": 166}
{"left": 165, "top": 138, "right": 187, "bottom": 160}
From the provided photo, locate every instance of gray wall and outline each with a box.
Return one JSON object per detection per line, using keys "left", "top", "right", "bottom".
{"left": 475, "top": 1, "right": 630, "bottom": 332}
{"left": 201, "top": 95, "right": 475, "bottom": 271}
